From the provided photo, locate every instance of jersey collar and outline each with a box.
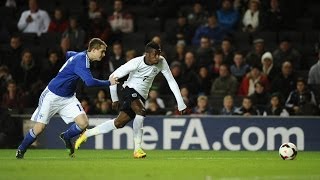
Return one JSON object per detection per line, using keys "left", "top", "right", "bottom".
{"left": 85, "top": 52, "right": 90, "bottom": 68}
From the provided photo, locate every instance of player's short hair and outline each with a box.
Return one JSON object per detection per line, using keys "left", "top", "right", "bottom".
{"left": 88, "top": 38, "right": 107, "bottom": 52}
{"left": 145, "top": 41, "right": 161, "bottom": 54}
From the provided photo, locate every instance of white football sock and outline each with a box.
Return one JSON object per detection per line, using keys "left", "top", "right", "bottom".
{"left": 133, "top": 115, "right": 144, "bottom": 151}
{"left": 85, "top": 119, "right": 116, "bottom": 138}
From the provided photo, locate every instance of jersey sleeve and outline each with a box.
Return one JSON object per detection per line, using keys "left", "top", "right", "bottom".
{"left": 74, "top": 55, "right": 110, "bottom": 87}
{"left": 160, "top": 59, "right": 187, "bottom": 111}
{"left": 110, "top": 58, "right": 139, "bottom": 78}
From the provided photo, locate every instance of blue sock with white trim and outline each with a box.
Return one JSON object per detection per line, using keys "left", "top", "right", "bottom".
{"left": 62, "top": 123, "right": 83, "bottom": 140}
{"left": 18, "top": 129, "right": 37, "bottom": 151}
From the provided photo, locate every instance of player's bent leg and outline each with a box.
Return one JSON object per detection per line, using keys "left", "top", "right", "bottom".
{"left": 16, "top": 122, "right": 46, "bottom": 159}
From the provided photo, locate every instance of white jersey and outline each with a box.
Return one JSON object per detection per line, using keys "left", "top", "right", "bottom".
{"left": 110, "top": 55, "right": 186, "bottom": 111}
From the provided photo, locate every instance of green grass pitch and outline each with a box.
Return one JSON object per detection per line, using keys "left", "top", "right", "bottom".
{"left": 0, "top": 150, "right": 319, "bottom": 180}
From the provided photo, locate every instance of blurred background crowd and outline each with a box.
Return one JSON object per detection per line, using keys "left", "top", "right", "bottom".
{"left": 1, "top": 0, "right": 320, "bottom": 117}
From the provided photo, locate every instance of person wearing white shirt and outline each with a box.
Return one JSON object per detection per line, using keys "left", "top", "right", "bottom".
{"left": 17, "top": 0, "right": 50, "bottom": 36}
{"left": 75, "top": 41, "right": 187, "bottom": 158}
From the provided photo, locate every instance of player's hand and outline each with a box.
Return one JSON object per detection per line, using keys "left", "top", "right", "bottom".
{"left": 109, "top": 75, "right": 119, "bottom": 85}
{"left": 112, "top": 101, "right": 120, "bottom": 111}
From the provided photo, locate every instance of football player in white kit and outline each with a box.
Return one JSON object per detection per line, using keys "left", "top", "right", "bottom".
{"left": 16, "top": 38, "right": 118, "bottom": 159}
{"left": 75, "top": 41, "right": 187, "bottom": 158}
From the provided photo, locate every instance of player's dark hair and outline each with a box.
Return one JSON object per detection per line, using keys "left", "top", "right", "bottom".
{"left": 88, "top": 38, "right": 107, "bottom": 52}
{"left": 145, "top": 41, "right": 161, "bottom": 54}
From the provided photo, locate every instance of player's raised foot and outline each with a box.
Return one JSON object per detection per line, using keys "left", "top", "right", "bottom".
{"left": 15, "top": 149, "right": 26, "bottom": 159}
{"left": 75, "top": 131, "right": 87, "bottom": 150}
{"left": 59, "top": 133, "right": 75, "bottom": 158}
{"left": 133, "top": 148, "right": 147, "bottom": 159}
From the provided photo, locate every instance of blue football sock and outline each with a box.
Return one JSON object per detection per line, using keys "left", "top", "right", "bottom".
{"left": 18, "top": 129, "right": 36, "bottom": 151}
{"left": 62, "top": 123, "right": 83, "bottom": 140}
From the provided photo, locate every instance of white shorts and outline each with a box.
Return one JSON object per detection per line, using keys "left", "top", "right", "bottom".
{"left": 31, "top": 87, "right": 85, "bottom": 124}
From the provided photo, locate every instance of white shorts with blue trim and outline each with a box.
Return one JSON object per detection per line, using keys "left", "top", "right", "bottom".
{"left": 31, "top": 87, "right": 85, "bottom": 124}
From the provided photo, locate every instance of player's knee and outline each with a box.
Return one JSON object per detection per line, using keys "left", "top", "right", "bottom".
{"left": 77, "top": 119, "right": 89, "bottom": 130}
{"left": 33, "top": 123, "right": 46, "bottom": 136}
{"left": 136, "top": 108, "right": 146, "bottom": 117}
{"left": 75, "top": 115, "right": 89, "bottom": 130}
{"left": 114, "top": 120, "right": 126, "bottom": 129}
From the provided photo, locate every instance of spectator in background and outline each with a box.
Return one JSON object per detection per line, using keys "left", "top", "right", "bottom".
{"left": 210, "top": 64, "right": 238, "bottom": 97}
{"left": 1, "top": 80, "right": 25, "bottom": 113}
{"left": 263, "top": 93, "right": 289, "bottom": 117}
{"left": 86, "top": 0, "right": 112, "bottom": 43}
{"left": 238, "top": 65, "right": 269, "bottom": 96}
{"left": 146, "top": 99, "right": 166, "bottom": 115}
{"left": 40, "top": 50, "right": 63, "bottom": 85}
{"left": 145, "top": 89, "right": 165, "bottom": 109}
{"left": 209, "top": 49, "right": 224, "bottom": 79}
{"left": 234, "top": 96, "right": 259, "bottom": 116}
{"left": 17, "top": 0, "right": 50, "bottom": 36}
{"left": 245, "top": 38, "right": 266, "bottom": 67}
{"left": 58, "top": 37, "right": 70, "bottom": 60}
{"left": 125, "top": 49, "right": 137, "bottom": 62}
{"left": 108, "top": 0, "right": 134, "bottom": 42}
{"left": 93, "top": 89, "right": 108, "bottom": 106}
{"left": 250, "top": 81, "right": 269, "bottom": 114}
{"left": 107, "top": 41, "right": 126, "bottom": 74}
{"left": 308, "top": 51, "right": 320, "bottom": 85}
{"left": 272, "top": 37, "right": 301, "bottom": 69}
{"left": 285, "top": 78, "right": 318, "bottom": 115}
{"left": 15, "top": 49, "right": 39, "bottom": 92}
{"left": 220, "top": 37, "right": 234, "bottom": 65}
{"left": 216, "top": 0, "right": 240, "bottom": 32}
{"left": 48, "top": 8, "right": 69, "bottom": 33}
{"left": 80, "top": 97, "right": 94, "bottom": 115}
{"left": 195, "top": 36, "right": 214, "bottom": 67}
{"left": 62, "top": 16, "right": 86, "bottom": 51}
{"left": 87, "top": 0, "right": 103, "bottom": 21}
{"left": 96, "top": 100, "right": 116, "bottom": 115}
{"left": 187, "top": 2, "right": 208, "bottom": 30}
{"left": 171, "top": 41, "right": 186, "bottom": 64}
{"left": 166, "top": 13, "right": 193, "bottom": 45}
{"left": 242, "top": 0, "right": 261, "bottom": 33}
{"left": 271, "top": 61, "right": 297, "bottom": 99}
{"left": 220, "top": 95, "right": 236, "bottom": 115}
{"left": 192, "top": 14, "right": 226, "bottom": 47}
{"left": 261, "top": 51, "right": 279, "bottom": 81}
{"left": 192, "top": 95, "right": 213, "bottom": 115}
{"left": 182, "top": 51, "right": 197, "bottom": 75}
{"left": 261, "top": 0, "right": 286, "bottom": 31}
{"left": 230, "top": 51, "right": 250, "bottom": 82}
{"left": 197, "top": 66, "right": 212, "bottom": 95}
{"left": 0, "top": 66, "right": 13, "bottom": 98}
{"left": 2, "top": 35, "right": 24, "bottom": 71}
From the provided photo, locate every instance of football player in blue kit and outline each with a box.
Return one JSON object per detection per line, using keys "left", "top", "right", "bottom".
{"left": 16, "top": 38, "right": 118, "bottom": 159}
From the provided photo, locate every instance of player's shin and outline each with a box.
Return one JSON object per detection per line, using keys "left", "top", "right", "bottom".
{"left": 85, "top": 119, "right": 116, "bottom": 137}
{"left": 133, "top": 115, "right": 144, "bottom": 151}
{"left": 62, "top": 123, "right": 84, "bottom": 140}
{"left": 18, "top": 129, "right": 37, "bottom": 151}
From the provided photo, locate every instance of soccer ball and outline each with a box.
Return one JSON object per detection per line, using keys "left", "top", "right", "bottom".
{"left": 279, "top": 142, "right": 298, "bottom": 160}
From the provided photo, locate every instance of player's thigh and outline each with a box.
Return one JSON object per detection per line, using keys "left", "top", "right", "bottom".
{"left": 114, "top": 111, "right": 132, "bottom": 128}
{"left": 31, "top": 90, "right": 59, "bottom": 125}
{"left": 131, "top": 99, "right": 146, "bottom": 116}
{"left": 59, "top": 96, "right": 86, "bottom": 124}
{"left": 74, "top": 113, "right": 89, "bottom": 129}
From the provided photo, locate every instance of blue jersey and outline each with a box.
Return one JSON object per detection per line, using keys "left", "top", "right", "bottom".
{"left": 48, "top": 51, "right": 110, "bottom": 97}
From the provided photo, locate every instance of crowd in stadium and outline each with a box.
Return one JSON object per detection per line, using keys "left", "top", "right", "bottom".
{"left": 0, "top": 0, "right": 320, "bottom": 116}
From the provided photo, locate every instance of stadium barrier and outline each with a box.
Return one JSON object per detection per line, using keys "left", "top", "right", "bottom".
{"left": 21, "top": 116, "right": 320, "bottom": 151}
